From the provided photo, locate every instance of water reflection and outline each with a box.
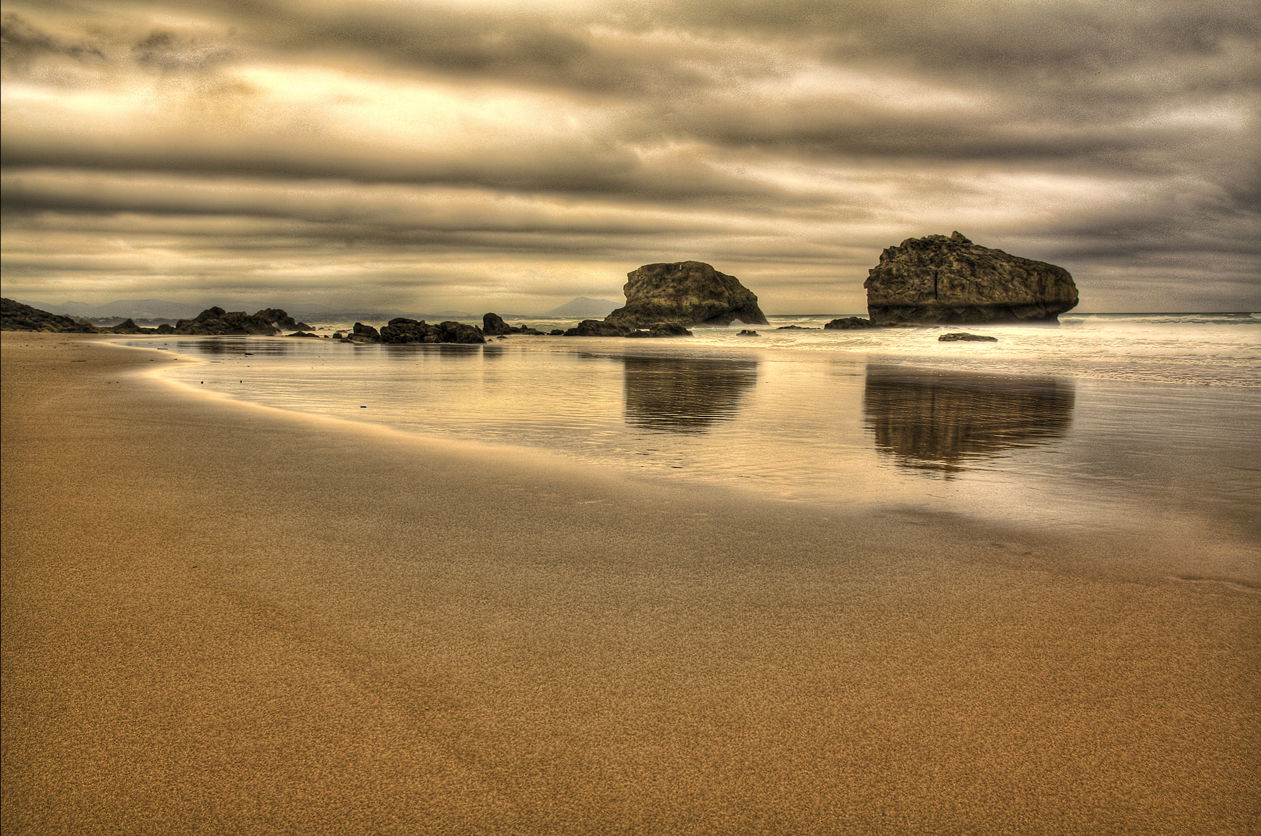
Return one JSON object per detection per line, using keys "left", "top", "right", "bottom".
{"left": 622, "top": 355, "right": 759, "bottom": 433}
{"left": 173, "top": 338, "right": 293, "bottom": 355}
{"left": 380, "top": 343, "right": 485, "bottom": 359}
{"left": 863, "top": 365, "right": 1075, "bottom": 475}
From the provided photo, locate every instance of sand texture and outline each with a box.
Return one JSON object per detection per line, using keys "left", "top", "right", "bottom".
{"left": 3, "top": 333, "right": 1259, "bottom": 833}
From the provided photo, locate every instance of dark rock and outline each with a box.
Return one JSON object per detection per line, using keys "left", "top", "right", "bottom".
{"left": 737, "top": 329, "right": 759, "bottom": 336}
{"left": 483, "top": 313, "right": 545, "bottom": 336}
{"left": 605, "top": 261, "right": 768, "bottom": 328}
{"left": 939, "top": 332, "right": 998, "bottom": 342}
{"left": 549, "top": 329, "right": 565, "bottom": 336}
{"left": 564, "top": 319, "right": 632, "bottom": 337}
{"left": 349, "top": 322, "right": 381, "bottom": 342}
{"left": 776, "top": 325, "right": 818, "bottom": 330}
{"left": 824, "top": 317, "right": 878, "bottom": 330}
{"left": 155, "top": 323, "right": 175, "bottom": 334}
{"left": 254, "top": 308, "right": 312, "bottom": 331}
{"left": 482, "top": 312, "right": 512, "bottom": 336}
{"left": 379, "top": 318, "right": 484, "bottom": 344}
{"left": 625, "top": 322, "right": 695, "bottom": 338}
{"left": 107, "top": 318, "right": 154, "bottom": 334}
{"left": 865, "top": 232, "right": 1078, "bottom": 325}
{"left": 172, "top": 307, "right": 307, "bottom": 336}
{"left": 286, "top": 331, "right": 321, "bottom": 338}
{"left": 1, "top": 298, "right": 98, "bottom": 332}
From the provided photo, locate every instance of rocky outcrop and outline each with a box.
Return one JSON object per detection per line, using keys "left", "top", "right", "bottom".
{"left": 107, "top": 318, "right": 154, "bottom": 334}
{"left": 824, "top": 317, "right": 877, "bottom": 330}
{"left": 379, "top": 318, "right": 484, "bottom": 344}
{"left": 864, "top": 232, "right": 1077, "bottom": 325}
{"left": 626, "top": 323, "right": 694, "bottom": 338}
{"left": 564, "top": 319, "right": 631, "bottom": 337}
{"left": 171, "top": 307, "right": 310, "bottom": 336}
{"left": 348, "top": 322, "right": 380, "bottom": 342}
{"left": 1, "top": 298, "right": 97, "bottom": 332}
{"left": 482, "top": 313, "right": 543, "bottom": 336}
{"left": 605, "top": 261, "right": 768, "bottom": 328}
{"left": 737, "top": 330, "right": 759, "bottom": 337}
{"left": 939, "top": 332, "right": 998, "bottom": 342}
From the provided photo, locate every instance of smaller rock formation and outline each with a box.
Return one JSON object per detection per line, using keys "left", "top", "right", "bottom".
{"left": 865, "top": 232, "right": 1077, "bottom": 325}
{"left": 824, "top": 317, "right": 878, "bottom": 330}
{"left": 625, "top": 323, "right": 694, "bottom": 338}
{"left": 939, "top": 332, "right": 998, "bottom": 342}
{"left": 1, "top": 298, "right": 97, "bottom": 332}
{"left": 482, "top": 313, "right": 543, "bottom": 336}
{"left": 737, "top": 330, "right": 759, "bottom": 337}
{"left": 348, "top": 322, "right": 380, "bottom": 342}
{"left": 107, "top": 318, "right": 154, "bottom": 334}
{"left": 564, "top": 319, "right": 631, "bottom": 337}
{"left": 605, "top": 261, "right": 768, "bottom": 328}
{"left": 776, "top": 325, "right": 818, "bottom": 330}
{"left": 286, "top": 331, "right": 321, "bottom": 338}
{"left": 171, "top": 307, "right": 311, "bottom": 336}
{"left": 379, "top": 318, "right": 485, "bottom": 344}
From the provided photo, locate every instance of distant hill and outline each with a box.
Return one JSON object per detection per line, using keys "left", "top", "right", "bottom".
{"left": 14, "top": 298, "right": 201, "bottom": 320}
{"left": 544, "top": 297, "right": 621, "bottom": 317}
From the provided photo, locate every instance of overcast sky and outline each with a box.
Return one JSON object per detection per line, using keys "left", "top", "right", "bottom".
{"left": 2, "top": 0, "right": 1258, "bottom": 314}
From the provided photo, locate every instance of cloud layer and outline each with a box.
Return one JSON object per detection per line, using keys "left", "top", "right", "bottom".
{"left": 3, "top": 0, "right": 1258, "bottom": 312}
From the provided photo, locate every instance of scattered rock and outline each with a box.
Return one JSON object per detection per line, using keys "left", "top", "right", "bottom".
{"left": 865, "top": 232, "right": 1078, "bottom": 325}
{"left": 286, "top": 331, "right": 321, "bottom": 338}
{"left": 737, "top": 329, "right": 759, "bottom": 337}
{"left": 776, "top": 325, "right": 818, "bottom": 330}
{"left": 938, "top": 332, "right": 998, "bottom": 342}
{"left": 824, "top": 317, "right": 878, "bottom": 330}
{"left": 379, "top": 318, "right": 485, "bottom": 344}
{"left": 605, "top": 261, "right": 768, "bottom": 328}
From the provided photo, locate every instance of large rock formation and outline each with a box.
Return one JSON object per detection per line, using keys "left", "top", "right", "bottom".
{"left": 1, "top": 298, "right": 97, "bottom": 332}
{"left": 605, "top": 261, "right": 768, "bottom": 328}
{"left": 171, "top": 307, "right": 312, "bottom": 335}
{"left": 864, "top": 232, "right": 1077, "bottom": 325}
{"left": 482, "top": 313, "right": 543, "bottom": 336}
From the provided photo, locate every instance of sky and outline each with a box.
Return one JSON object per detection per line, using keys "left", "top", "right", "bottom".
{"left": 1, "top": 0, "right": 1258, "bottom": 314}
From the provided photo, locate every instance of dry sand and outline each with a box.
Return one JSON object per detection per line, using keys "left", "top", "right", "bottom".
{"left": 3, "top": 332, "right": 1258, "bottom": 834}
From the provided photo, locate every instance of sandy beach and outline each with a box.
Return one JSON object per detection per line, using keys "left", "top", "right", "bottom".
{"left": 3, "top": 332, "right": 1258, "bottom": 834}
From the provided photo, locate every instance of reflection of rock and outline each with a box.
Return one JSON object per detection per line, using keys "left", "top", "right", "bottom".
{"left": 623, "top": 355, "right": 758, "bottom": 433}
{"left": 865, "top": 232, "right": 1078, "bottom": 325}
{"left": 606, "top": 261, "right": 768, "bottom": 328}
{"left": 863, "top": 365, "right": 1074, "bottom": 473}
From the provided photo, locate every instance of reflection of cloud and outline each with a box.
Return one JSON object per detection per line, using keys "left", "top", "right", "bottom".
{"left": 863, "top": 365, "right": 1075, "bottom": 476}
{"left": 622, "top": 355, "right": 758, "bottom": 434}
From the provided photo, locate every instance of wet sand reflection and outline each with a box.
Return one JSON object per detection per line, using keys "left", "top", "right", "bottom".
{"left": 863, "top": 365, "right": 1075, "bottom": 475}
{"left": 623, "top": 355, "right": 759, "bottom": 434}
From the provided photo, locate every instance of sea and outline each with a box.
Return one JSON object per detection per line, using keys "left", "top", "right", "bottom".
{"left": 126, "top": 312, "right": 1261, "bottom": 574}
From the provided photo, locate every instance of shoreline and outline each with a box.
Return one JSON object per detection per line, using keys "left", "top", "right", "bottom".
{"left": 3, "top": 331, "right": 1259, "bottom": 833}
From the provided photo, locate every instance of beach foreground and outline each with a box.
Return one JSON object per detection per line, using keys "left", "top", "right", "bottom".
{"left": 3, "top": 333, "right": 1258, "bottom": 833}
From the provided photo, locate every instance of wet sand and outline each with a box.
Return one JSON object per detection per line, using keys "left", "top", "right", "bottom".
{"left": 3, "top": 332, "right": 1258, "bottom": 834}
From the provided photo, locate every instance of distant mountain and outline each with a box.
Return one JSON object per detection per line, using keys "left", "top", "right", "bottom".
{"left": 14, "top": 298, "right": 201, "bottom": 320}
{"left": 544, "top": 297, "right": 621, "bottom": 317}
